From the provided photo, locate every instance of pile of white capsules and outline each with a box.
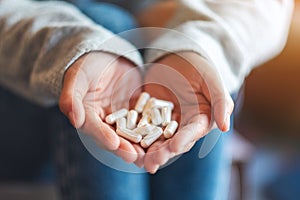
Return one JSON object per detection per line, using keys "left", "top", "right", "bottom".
{"left": 105, "top": 92, "right": 178, "bottom": 148}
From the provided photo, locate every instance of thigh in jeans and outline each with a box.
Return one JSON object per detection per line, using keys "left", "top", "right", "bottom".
{"left": 47, "top": 2, "right": 148, "bottom": 200}
{"left": 49, "top": 107, "right": 149, "bottom": 200}
{"left": 150, "top": 122, "right": 233, "bottom": 200}
{"left": 65, "top": 0, "right": 137, "bottom": 33}
{"left": 0, "top": 87, "right": 51, "bottom": 181}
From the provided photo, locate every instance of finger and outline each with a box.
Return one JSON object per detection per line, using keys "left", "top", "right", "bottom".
{"left": 144, "top": 139, "right": 174, "bottom": 173}
{"left": 183, "top": 141, "right": 196, "bottom": 153}
{"left": 144, "top": 116, "right": 204, "bottom": 172}
{"left": 113, "top": 137, "right": 138, "bottom": 163}
{"left": 169, "top": 114, "right": 210, "bottom": 155}
{"left": 176, "top": 52, "right": 234, "bottom": 132}
{"left": 82, "top": 109, "right": 120, "bottom": 151}
{"left": 59, "top": 64, "right": 88, "bottom": 128}
{"left": 199, "top": 60, "right": 234, "bottom": 132}
{"left": 212, "top": 96, "right": 234, "bottom": 132}
{"left": 133, "top": 144, "right": 145, "bottom": 168}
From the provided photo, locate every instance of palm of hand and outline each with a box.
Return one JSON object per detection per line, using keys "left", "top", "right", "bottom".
{"left": 60, "top": 52, "right": 233, "bottom": 173}
{"left": 60, "top": 52, "right": 144, "bottom": 163}
{"left": 142, "top": 54, "right": 214, "bottom": 173}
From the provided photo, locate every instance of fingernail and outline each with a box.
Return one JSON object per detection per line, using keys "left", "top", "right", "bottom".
{"left": 222, "top": 113, "right": 230, "bottom": 132}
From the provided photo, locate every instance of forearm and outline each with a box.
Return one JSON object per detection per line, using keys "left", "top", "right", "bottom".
{"left": 0, "top": 0, "right": 142, "bottom": 106}
{"left": 145, "top": 0, "right": 294, "bottom": 93}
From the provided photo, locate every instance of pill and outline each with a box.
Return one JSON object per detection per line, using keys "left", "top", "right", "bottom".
{"left": 163, "top": 121, "right": 178, "bottom": 139}
{"left": 133, "top": 124, "right": 156, "bottom": 137}
{"left": 116, "top": 127, "right": 142, "bottom": 143}
{"left": 142, "top": 98, "right": 155, "bottom": 116}
{"left": 134, "top": 92, "right": 150, "bottom": 113}
{"left": 137, "top": 114, "right": 150, "bottom": 127}
{"left": 105, "top": 108, "right": 128, "bottom": 124}
{"left": 152, "top": 99, "right": 174, "bottom": 109}
{"left": 127, "top": 110, "right": 138, "bottom": 129}
{"left": 150, "top": 108, "right": 162, "bottom": 126}
{"left": 141, "top": 127, "right": 163, "bottom": 148}
{"left": 161, "top": 106, "right": 172, "bottom": 126}
{"left": 105, "top": 94, "right": 178, "bottom": 148}
{"left": 116, "top": 117, "right": 126, "bottom": 129}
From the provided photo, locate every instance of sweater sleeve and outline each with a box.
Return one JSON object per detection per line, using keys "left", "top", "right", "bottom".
{"left": 145, "top": 0, "right": 294, "bottom": 93}
{"left": 0, "top": 0, "right": 142, "bottom": 106}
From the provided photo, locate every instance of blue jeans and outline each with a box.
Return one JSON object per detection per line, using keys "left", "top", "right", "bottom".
{"left": 0, "top": 2, "right": 232, "bottom": 200}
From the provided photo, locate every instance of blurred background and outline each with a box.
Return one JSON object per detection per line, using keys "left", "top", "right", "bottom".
{"left": 231, "top": 0, "right": 300, "bottom": 199}
{"left": 140, "top": 1, "right": 300, "bottom": 198}
{"left": 0, "top": 1, "right": 299, "bottom": 200}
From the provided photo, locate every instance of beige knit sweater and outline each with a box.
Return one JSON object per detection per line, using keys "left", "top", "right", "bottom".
{"left": 0, "top": 0, "right": 294, "bottom": 106}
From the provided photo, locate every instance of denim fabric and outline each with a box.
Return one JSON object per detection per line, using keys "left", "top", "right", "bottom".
{"left": 78, "top": 2, "right": 137, "bottom": 34}
{"left": 65, "top": 0, "right": 155, "bottom": 13}
{"left": 64, "top": 1, "right": 137, "bottom": 33}
{"left": 48, "top": 107, "right": 149, "bottom": 200}
{"left": 0, "top": 87, "right": 52, "bottom": 182}
{"left": 0, "top": 1, "right": 231, "bottom": 199}
{"left": 0, "top": 84, "right": 231, "bottom": 200}
{"left": 150, "top": 130, "right": 231, "bottom": 200}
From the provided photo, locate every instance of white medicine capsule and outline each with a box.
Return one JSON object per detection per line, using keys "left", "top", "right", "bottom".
{"left": 163, "top": 121, "right": 178, "bottom": 139}
{"left": 105, "top": 108, "right": 128, "bottom": 124}
{"left": 134, "top": 92, "right": 150, "bottom": 113}
{"left": 133, "top": 124, "right": 156, "bottom": 137}
{"left": 142, "top": 98, "right": 155, "bottom": 116}
{"left": 150, "top": 108, "right": 162, "bottom": 126}
{"left": 137, "top": 114, "right": 150, "bottom": 127}
{"left": 127, "top": 110, "right": 138, "bottom": 129}
{"left": 116, "top": 127, "right": 142, "bottom": 143}
{"left": 140, "top": 127, "right": 163, "bottom": 148}
{"left": 161, "top": 106, "right": 172, "bottom": 126}
{"left": 116, "top": 117, "right": 126, "bottom": 129}
{"left": 152, "top": 99, "right": 174, "bottom": 109}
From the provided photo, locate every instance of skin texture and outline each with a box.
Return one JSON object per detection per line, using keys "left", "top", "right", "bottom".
{"left": 143, "top": 52, "right": 234, "bottom": 173}
{"left": 59, "top": 51, "right": 234, "bottom": 173}
{"left": 59, "top": 52, "right": 144, "bottom": 163}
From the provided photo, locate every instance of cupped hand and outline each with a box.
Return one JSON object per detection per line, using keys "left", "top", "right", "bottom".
{"left": 143, "top": 52, "right": 234, "bottom": 173}
{"left": 59, "top": 52, "right": 145, "bottom": 164}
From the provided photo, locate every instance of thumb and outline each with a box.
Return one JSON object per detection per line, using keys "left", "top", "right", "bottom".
{"left": 202, "top": 67, "right": 234, "bottom": 132}
{"left": 212, "top": 95, "right": 234, "bottom": 132}
{"left": 59, "top": 64, "right": 88, "bottom": 128}
{"left": 174, "top": 52, "right": 234, "bottom": 132}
